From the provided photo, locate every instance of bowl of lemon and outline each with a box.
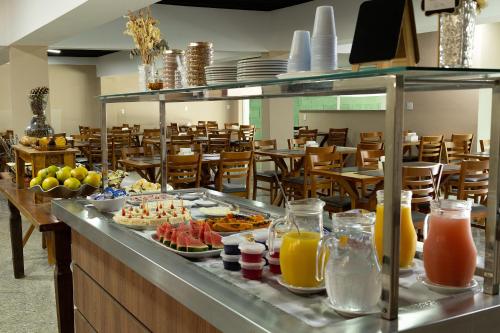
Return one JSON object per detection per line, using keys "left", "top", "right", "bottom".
{"left": 29, "top": 165, "right": 100, "bottom": 198}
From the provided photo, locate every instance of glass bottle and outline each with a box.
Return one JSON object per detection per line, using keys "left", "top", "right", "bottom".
{"left": 374, "top": 190, "right": 416, "bottom": 268}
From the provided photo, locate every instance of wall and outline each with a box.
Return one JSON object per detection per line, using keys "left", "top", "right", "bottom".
{"left": 0, "top": 63, "right": 11, "bottom": 131}
{"left": 48, "top": 64, "right": 101, "bottom": 134}
{"left": 300, "top": 31, "right": 481, "bottom": 146}
{"left": 100, "top": 74, "right": 239, "bottom": 128}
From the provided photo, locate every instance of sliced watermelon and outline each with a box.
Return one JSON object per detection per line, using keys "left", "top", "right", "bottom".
{"left": 186, "top": 235, "right": 209, "bottom": 252}
{"left": 177, "top": 232, "right": 189, "bottom": 252}
{"left": 199, "top": 222, "right": 212, "bottom": 243}
{"left": 156, "top": 225, "right": 163, "bottom": 242}
{"left": 204, "top": 230, "right": 213, "bottom": 249}
{"left": 170, "top": 228, "right": 178, "bottom": 250}
{"left": 163, "top": 227, "right": 173, "bottom": 246}
{"left": 190, "top": 220, "right": 202, "bottom": 237}
{"left": 210, "top": 231, "right": 223, "bottom": 249}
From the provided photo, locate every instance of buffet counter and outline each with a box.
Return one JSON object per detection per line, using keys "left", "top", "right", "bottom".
{"left": 52, "top": 189, "right": 500, "bottom": 333}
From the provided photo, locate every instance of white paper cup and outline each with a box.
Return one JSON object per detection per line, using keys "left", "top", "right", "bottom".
{"left": 288, "top": 30, "right": 311, "bottom": 72}
{"left": 312, "top": 6, "right": 336, "bottom": 37}
{"left": 311, "top": 35, "right": 338, "bottom": 71}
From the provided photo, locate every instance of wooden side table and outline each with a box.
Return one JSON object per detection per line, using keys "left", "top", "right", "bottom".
{"left": 13, "top": 145, "right": 79, "bottom": 189}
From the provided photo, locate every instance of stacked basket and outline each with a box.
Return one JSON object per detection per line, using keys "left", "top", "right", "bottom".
{"left": 162, "top": 49, "right": 184, "bottom": 89}
{"left": 185, "top": 42, "right": 214, "bottom": 87}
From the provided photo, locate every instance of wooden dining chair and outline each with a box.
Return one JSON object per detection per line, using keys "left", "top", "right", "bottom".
{"left": 207, "top": 133, "right": 230, "bottom": 153}
{"left": 283, "top": 148, "right": 337, "bottom": 200}
{"left": 480, "top": 139, "right": 490, "bottom": 153}
{"left": 358, "top": 149, "right": 385, "bottom": 169}
{"left": 209, "top": 151, "right": 253, "bottom": 198}
{"left": 236, "top": 126, "right": 256, "bottom": 151}
{"left": 79, "top": 126, "right": 90, "bottom": 135}
{"left": 132, "top": 124, "right": 141, "bottom": 132}
{"left": 166, "top": 154, "right": 202, "bottom": 189}
{"left": 418, "top": 135, "right": 444, "bottom": 163}
{"left": 360, "top": 131, "right": 383, "bottom": 143}
{"left": 327, "top": 128, "right": 348, "bottom": 147}
{"left": 207, "top": 121, "right": 218, "bottom": 127}
{"left": 178, "top": 125, "right": 190, "bottom": 133}
{"left": 252, "top": 139, "right": 279, "bottom": 202}
{"left": 169, "top": 143, "right": 203, "bottom": 155}
{"left": 288, "top": 137, "right": 307, "bottom": 149}
{"left": 442, "top": 141, "right": 466, "bottom": 164}
{"left": 197, "top": 121, "right": 207, "bottom": 126}
{"left": 402, "top": 164, "right": 443, "bottom": 238}
{"left": 298, "top": 129, "right": 318, "bottom": 142}
{"left": 451, "top": 133, "right": 474, "bottom": 153}
{"left": 169, "top": 123, "right": 179, "bottom": 136}
{"left": 111, "top": 132, "right": 131, "bottom": 170}
{"left": 118, "top": 146, "right": 151, "bottom": 171}
{"left": 224, "top": 122, "right": 239, "bottom": 129}
{"left": 171, "top": 135, "right": 194, "bottom": 146}
{"left": 142, "top": 129, "right": 161, "bottom": 154}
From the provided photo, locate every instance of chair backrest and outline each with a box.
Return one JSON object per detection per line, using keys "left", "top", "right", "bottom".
{"left": 206, "top": 125, "right": 219, "bottom": 133}
{"left": 207, "top": 121, "right": 218, "bottom": 127}
{"left": 198, "top": 121, "right": 206, "bottom": 126}
{"left": 360, "top": 131, "right": 383, "bottom": 143}
{"left": 238, "top": 126, "right": 255, "bottom": 142}
{"left": 90, "top": 128, "right": 101, "bottom": 135}
{"left": 169, "top": 123, "right": 179, "bottom": 136}
{"left": 178, "top": 125, "right": 190, "bottom": 133}
{"left": 298, "top": 129, "right": 318, "bottom": 141}
{"left": 79, "top": 126, "right": 90, "bottom": 135}
{"left": 143, "top": 129, "right": 161, "bottom": 139}
{"left": 457, "top": 159, "right": 489, "bottom": 202}
{"left": 208, "top": 133, "right": 230, "bottom": 153}
{"left": 217, "top": 151, "right": 253, "bottom": 197}
{"left": 359, "top": 149, "right": 385, "bottom": 169}
{"left": 288, "top": 137, "right": 307, "bottom": 149}
{"left": 356, "top": 142, "right": 384, "bottom": 167}
{"left": 122, "top": 123, "right": 130, "bottom": 128}
{"left": 224, "top": 122, "right": 239, "bottom": 129}
{"left": 171, "top": 135, "right": 194, "bottom": 145}
{"left": 402, "top": 164, "right": 443, "bottom": 205}
{"left": 169, "top": 143, "right": 203, "bottom": 155}
{"left": 327, "top": 128, "right": 348, "bottom": 147}
{"left": 167, "top": 153, "right": 202, "bottom": 189}
{"left": 418, "top": 135, "right": 444, "bottom": 163}
{"left": 305, "top": 146, "right": 335, "bottom": 155}
{"left": 121, "top": 146, "right": 148, "bottom": 159}
{"left": 451, "top": 133, "right": 474, "bottom": 153}
{"left": 253, "top": 139, "right": 277, "bottom": 163}
{"left": 480, "top": 139, "right": 490, "bottom": 153}
{"left": 132, "top": 124, "right": 141, "bottom": 133}
{"left": 442, "top": 141, "right": 466, "bottom": 164}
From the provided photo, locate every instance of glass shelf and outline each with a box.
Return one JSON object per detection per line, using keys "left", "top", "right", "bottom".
{"left": 99, "top": 66, "right": 500, "bottom": 103}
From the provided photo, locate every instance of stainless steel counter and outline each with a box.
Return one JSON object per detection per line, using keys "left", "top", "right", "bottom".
{"left": 52, "top": 189, "right": 500, "bottom": 333}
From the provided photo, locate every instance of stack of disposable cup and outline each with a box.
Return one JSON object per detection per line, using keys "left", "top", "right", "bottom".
{"left": 287, "top": 30, "right": 311, "bottom": 73}
{"left": 311, "top": 6, "right": 338, "bottom": 71}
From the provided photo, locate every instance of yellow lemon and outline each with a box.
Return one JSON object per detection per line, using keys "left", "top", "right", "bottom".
{"left": 41, "top": 177, "right": 59, "bottom": 191}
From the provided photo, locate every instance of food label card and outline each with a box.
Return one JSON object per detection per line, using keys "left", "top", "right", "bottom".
{"left": 423, "top": 0, "right": 459, "bottom": 12}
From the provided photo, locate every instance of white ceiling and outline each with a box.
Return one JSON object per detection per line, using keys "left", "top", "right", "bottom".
{"left": 50, "top": 0, "right": 500, "bottom": 53}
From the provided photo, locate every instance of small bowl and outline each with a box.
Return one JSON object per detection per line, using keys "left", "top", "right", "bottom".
{"left": 221, "top": 252, "right": 241, "bottom": 271}
{"left": 239, "top": 242, "right": 265, "bottom": 263}
{"left": 266, "top": 253, "right": 281, "bottom": 275}
{"left": 222, "top": 236, "right": 242, "bottom": 255}
{"left": 87, "top": 195, "right": 127, "bottom": 212}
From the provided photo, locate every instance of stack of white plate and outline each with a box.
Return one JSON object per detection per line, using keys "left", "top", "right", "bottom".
{"left": 205, "top": 65, "right": 237, "bottom": 85}
{"left": 237, "top": 58, "right": 288, "bottom": 82}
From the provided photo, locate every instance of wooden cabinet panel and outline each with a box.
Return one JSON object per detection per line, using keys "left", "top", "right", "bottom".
{"left": 75, "top": 310, "right": 97, "bottom": 333}
{"left": 72, "top": 231, "right": 220, "bottom": 333}
{"left": 74, "top": 265, "right": 150, "bottom": 333}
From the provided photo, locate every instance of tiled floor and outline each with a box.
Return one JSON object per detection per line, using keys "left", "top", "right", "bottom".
{"left": 0, "top": 197, "right": 57, "bottom": 333}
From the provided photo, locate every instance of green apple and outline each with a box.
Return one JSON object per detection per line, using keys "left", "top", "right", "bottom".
{"left": 56, "top": 168, "right": 71, "bottom": 183}
{"left": 37, "top": 169, "right": 48, "bottom": 179}
{"left": 29, "top": 177, "right": 43, "bottom": 188}
{"left": 71, "top": 166, "right": 88, "bottom": 181}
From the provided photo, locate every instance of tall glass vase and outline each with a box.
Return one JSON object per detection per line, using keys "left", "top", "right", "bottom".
{"left": 438, "top": 0, "right": 477, "bottom": 68}
{"left": 138, "top": 63, "right": 154, "bottom": 91}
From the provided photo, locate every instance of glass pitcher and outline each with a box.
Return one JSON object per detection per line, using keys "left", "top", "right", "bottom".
{"left": 424, "top": 200, "right": 476, "bottom": 287}
{"left": 268, "top": 198, "right": 325, "bottom": 288}
{"left": 316, "top": 212, "right": 381, "bottom": 313}
{"left": 374, "top": 190, "right": 417, "bottom": 268}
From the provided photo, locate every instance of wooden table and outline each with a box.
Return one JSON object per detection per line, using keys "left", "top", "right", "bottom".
{"left": 455, "top": 152, "right": 490, "bottom": 160}
{"left": 0, "top": 173, "right": 73, "bottom": 333}
{"left": 310, "top": 162, "right": 461, "bottom": 209}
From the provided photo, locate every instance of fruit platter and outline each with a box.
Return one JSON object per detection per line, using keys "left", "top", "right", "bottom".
{"left": 203, "top": 213, "right": 271, "bottom": 233}
{"left": 152, "top": 220, "right": 223, "bottom": 258}
{"left": 113, "top": 200, "right": 192, "bottom": 230}
{"left": 31, "top": 136, "right": 70, "bottom": 151}
{"left": 29, "top": 165, "right": 101, "bottom": 198}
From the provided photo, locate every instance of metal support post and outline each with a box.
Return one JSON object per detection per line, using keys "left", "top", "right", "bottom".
{"left": 160, "top": 96, "right": 167, "bottom": 193}
{"left": 100, "top": 102, "right": 108, "bottom": 188}
{"left": 484, "top": 83, "right": 500, "bottom": 295}
{"left": 381, "top": 75, "right": 404, "bottom": 320}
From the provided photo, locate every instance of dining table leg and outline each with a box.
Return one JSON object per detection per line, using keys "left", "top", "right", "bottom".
{"left": 8, "top": 200, "right": 24, "bottom": 279}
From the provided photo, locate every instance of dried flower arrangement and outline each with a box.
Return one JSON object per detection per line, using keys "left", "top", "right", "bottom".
{"left": 29, "top": 86, "right": 49, "bottom": 115}
{"left": 124, "top": 7, "right": 168, "bottom": 65}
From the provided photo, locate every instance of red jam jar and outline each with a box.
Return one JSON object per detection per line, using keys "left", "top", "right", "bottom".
{"left": 239, "top": 259, "right": 265, "bottom": 280}
{"left": 266, "top": 253, "right": 281, "bottom": 274}
{"left": 266, "top": 238, "right": 281, "bottom": 259}
{"left": 239, "top": 242, "right": 265, "bottom": 263}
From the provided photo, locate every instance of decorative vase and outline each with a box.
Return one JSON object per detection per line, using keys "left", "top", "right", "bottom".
{"left": 25, "top": 93, "right": 54, "bottom": 137}
{"left": 138, "top": 63, "right": 154, "bottom": 91}
{"left": 438, "top": 0, "right": 477, "bottom": 68}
